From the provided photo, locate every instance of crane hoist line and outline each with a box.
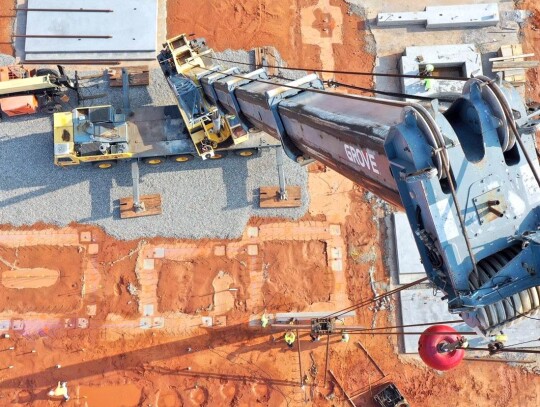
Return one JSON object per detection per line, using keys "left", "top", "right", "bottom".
{"left": 158, "top": 34, "right": 540, "bottom": 335}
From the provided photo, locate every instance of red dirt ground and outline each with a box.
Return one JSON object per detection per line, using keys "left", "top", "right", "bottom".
{"left": 262, "top": 240, "right": 333, "bottom": 312}
{"left": 0, "top": 0, "right": 14, "bottom": 55}
{"left": 0, "top": 245, "right": 82, "bottom": 313}
{"left": 522, "top": 0, "right": 540, "bottom": 103}
{"left": 167, "top": 0, "right": 374, "bottom": 91}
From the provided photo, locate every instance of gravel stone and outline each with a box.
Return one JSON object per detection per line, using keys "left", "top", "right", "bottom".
{"left": 0, "top": 57, "right": 308, "bottom": 240}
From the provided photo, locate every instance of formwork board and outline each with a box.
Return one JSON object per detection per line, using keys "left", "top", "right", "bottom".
{"left": 25, "top": 0, "right": 157, "bottom": 54}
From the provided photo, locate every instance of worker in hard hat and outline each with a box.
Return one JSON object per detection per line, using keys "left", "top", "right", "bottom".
{"left": 341, "top": 332, "right": 350, "bottom": 343}
{"left": 490, "top": 333, "right": 508, "bottom": 343}
{"left": 48, "top": 381, "right": 69, "bottom": 401}
{"left": 261, "top": 313, "right": 269, "bottom": 328}
{"left": 421, "top": 64, "right": 435, "bottom": 91}
{"left": 284, "top": 330, "right": 296, "bottom": 348}
{"left": 421, "top": 64, "right": 435, "bottom": 76}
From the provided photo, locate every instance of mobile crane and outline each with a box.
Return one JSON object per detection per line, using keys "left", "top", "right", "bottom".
{"left": 159, "top": 34, "right": 540, "bottom": 335}
{"left": 52, "top": 39, "right": 280, "bottom": 169}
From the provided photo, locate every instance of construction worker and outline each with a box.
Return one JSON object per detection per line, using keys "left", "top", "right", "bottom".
{"left": 48, "top": 381, "right": 69, "bottom": 401}
{"left": 309, "top": 332, "right": 321, "bottom": 342}
{"left": 421, "top": 63, "right": 435, "bottom": 91}
{"left": 487, "top": 332, "right": 507, "bottom": 354}
{"left": 490, "top": 332, "right": 508, "bottom": 343}
{"left": 284, "top": 330, "right": 296, "bottom": 348}
{"left": 341, "top": 332, "right": 350, "bottom": 343}
{"left": 261, "top": 313, "right": 269, "bottom": 328}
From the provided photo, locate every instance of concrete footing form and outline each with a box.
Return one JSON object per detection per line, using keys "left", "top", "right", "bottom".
{"left": 23, "top": 0, "right": 157, "bottom": 61}
{"left": 400, "top": 44, "right": 482, "bottom": 100}
{"left": 378, "top": 3, "right": 500, "bottom": 29}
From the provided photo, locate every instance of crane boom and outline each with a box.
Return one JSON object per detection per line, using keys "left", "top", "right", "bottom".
{"left": 159, "top": 34, "right": 540, "bottom": 335}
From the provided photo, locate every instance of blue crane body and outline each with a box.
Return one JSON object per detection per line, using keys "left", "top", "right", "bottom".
{"left": 159, "top": 34, "right": 540, "bottom": 334}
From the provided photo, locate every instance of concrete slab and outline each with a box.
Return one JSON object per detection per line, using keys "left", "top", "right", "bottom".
{"left": 378, "top": 4, "right": 499, "bottom": 29}
{"left": 24, "top": 51, "right": 156, "bottom": 62}
{"left": 25, "top": 0, "right": 157, "bottom": 56}
{"left": 393, "top": 212, "right": 424, "bottom": 283}
{"left": 399, "top": 288, "right": 540, "bottom": 353}
{"left": 400, "top": 44, "right": 482, "bottom": 101}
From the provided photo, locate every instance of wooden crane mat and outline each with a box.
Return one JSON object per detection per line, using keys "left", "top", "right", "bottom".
{"left": 108, "top": 65, "right": 150, "bottom": 87}
{"left": 259, "top": 186, "right": 301, "bottom": 208}
{"left": 119, "top": 194, "right": 162, "bottom": 218}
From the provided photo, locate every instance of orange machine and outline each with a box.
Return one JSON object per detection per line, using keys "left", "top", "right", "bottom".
{"left": 0, "top": 65, "right": 75, "bottom": 117}
{"left": 0, "top": 95, "right": 39, "bottom": 116}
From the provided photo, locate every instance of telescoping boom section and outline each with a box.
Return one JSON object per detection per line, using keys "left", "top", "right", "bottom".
{"left": 164, "top": 34, "right": 540, "bottom": 334}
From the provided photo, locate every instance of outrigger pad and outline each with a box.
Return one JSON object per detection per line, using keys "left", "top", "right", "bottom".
{"left": 119, "top": 194, "right": 162, "bottom": 219}
{"left": 259, "top": 186, "right": 301, "bottom": 208}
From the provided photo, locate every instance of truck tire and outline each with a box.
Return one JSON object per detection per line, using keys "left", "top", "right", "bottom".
{"left": 170, "top": 154, "right": 194, "bottom": 163}
{"left": 93, "top": 160, "right": 117, "bottom": 169}
{"left": 209, "top": 151, "right": 227, "bottom": 160}
{"left": 40, "top": 104, "right": 62, "bottom": 114}
{"left": 235, "top": 149, "right": 257, "bottom": 157}
{"left": 36, "top": 68, "right": 59, "bottom": 78}
{"left": 143, "top": 157, "right": 165, "bottom": 165}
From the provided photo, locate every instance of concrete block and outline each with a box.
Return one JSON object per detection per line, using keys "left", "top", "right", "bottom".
{"left": 25, "top": 0, "right": 157, "bottom": 56}
{"left": 400, "top": 44, "right": 482, "bottom": 101}
{"left": 329, "top": 224, "right": 341, "bottom": 236}
{"left": 426, "top": 4, "right": 499, "bottom": 29}
{"left": 214, "top": 245, "right": 226, "bottom": 256}
{"left": 247, "top": 226, "right": 259, "bottom": 238}
{"left": 77, "top": 318, "right": 89, "bottom": 329}
{"left": 88, "top": 243, "right": 99, "bottom": 255}
{"left": 86, "top": 304, "right": 97, "bottom": 316}
{"left": 153, "top": 248, "right": 165, "bottom": 259}
{"left": 80, "top": 231, "right": 91, "bottom": 243}
{"left": 214, "top": 315, "right": 227, "bottom": 327}
{"left": 247, "top": 244, "right": 259, "bottom": 256}
{"left": 393, "top": 212, "right": 423, "bottom": 283}
{"left": 143, "top": 259, "right": 155, "bottom": 270}
{"left": 201, "top": 316, "right": 213, "bottom": 327}
{"left": 378, "top": 4, "right": 499, "bottom": 29}
{"left": 140, "top": 317, "right": 152, "bottom": 329}
{"left": 330, "top": 247, "right": 342, "bottom": 259}
{"left": 143, "top": 304, "right": 154, "bottom": 316}
{"left": 12, "top": 319, "right": 24, "bottom": 330}
{"left": 153, "top": 317, "right": 164, "bottom": 328}
{"left": 331, "top": 259, "right": 343, "bottom": 272}
{"left": 0, "top": 320, "right": 10, "bottom": 330}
